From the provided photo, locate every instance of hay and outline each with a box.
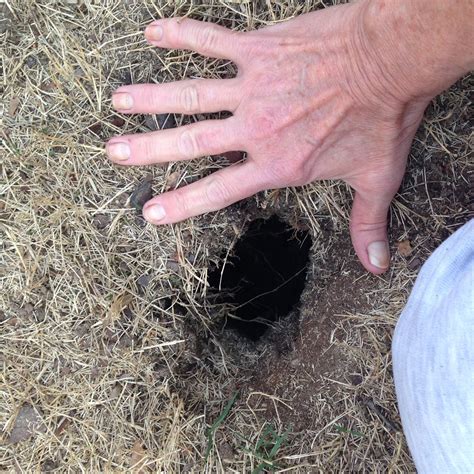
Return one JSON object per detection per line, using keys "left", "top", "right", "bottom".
{"left": 1, "top": 0, "right": 472, "bottom": 471}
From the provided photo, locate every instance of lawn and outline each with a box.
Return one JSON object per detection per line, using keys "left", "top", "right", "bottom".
{"left": 1, "top": 0, "right": 472, "bottom": 471}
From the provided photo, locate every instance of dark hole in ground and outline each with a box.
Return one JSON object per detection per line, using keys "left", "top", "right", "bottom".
{"left": 208, "top": 215, "right": 312, "bottom": 341}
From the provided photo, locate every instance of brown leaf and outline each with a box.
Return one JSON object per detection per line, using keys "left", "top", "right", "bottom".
{"left": 165, "top": 171, "right": 180, "bottom": 191}
{"left": 8, "top": 404, "right": 46, "bottom": 444}
{"left": 397, "top": 240, "right": 413, "bottom": 257}
{"left": 8, "top": 96, "right": 20, "bottom": 117}
{"left": 408, "top": 257, "right": 422, "bottom": 270}
{"left": 157, "top": 113, "right": 176, "bottom": 130}
{"left": 93, "top": 214, "right": 110, "bottom": 230}
{"left": 222, "top": 151, "right": 244, "bottom": 163}
{"left": 110, "top": 117, "right": 125, "bottom": 128}
{"left": 105, "top": 292, "right": 133, "bottom": 325}
{"left": 54, "top": 417, "right": 70, "bottom": 436}
{"left": 166, "top": 260, "right": 180, "bottom": 272}
{"left": 137, "top": 274, "right": 151, "bottom": 288}
{"left": 89, "top": 122, "right": 102, "bottom": 135}
{"left": 130, "top": 175, "right": 153, "bottom": 211}
{"left": 130, "top": 440, "right": 147, "bottom": 472}
{"left": 40, "top": 81, "right": 56, "bottom": 91}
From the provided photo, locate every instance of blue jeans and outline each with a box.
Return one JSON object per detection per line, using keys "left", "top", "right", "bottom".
{"left": 393, "top": 219, "right": 474, "bottom": 472}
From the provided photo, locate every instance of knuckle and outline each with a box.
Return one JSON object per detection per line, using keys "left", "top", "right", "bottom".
{"left": 196, "top": 26, "right": 218, "bottom": 53}
{"left": 167, "top": 18, "right": 183, "bottom": 42}
{"left": 205, "top": 176, "right": 231, "bottom": 206}
{"left": 173, "top": 188, "right": 191, "bottom": 216}
{"left": 259, "top": 155, "right": 308, "bottom": 188}
{"left": 248, "top": 110, "right": 280, "bottom": 140}
{"left": 350, "top": 218, "right": 387, "bottom": 233}
{"left": 179, "top": 84, "right": 200, "bottom": 113}
{"left": 177, "top": 130, "right": 199, "bottom": 158}
{"left": 279, "top": 158, "right": 307, "bottom": 187}
{"left": 142, "top": 138, "right": 156, "bottom": 162}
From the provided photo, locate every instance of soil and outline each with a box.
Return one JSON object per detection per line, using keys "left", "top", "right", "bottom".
{"left": 245, "top": 234, "right": 372, "bottom": 432}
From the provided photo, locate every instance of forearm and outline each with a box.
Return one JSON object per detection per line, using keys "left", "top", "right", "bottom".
{"left": 358, "top": 0, "right": 474, "bottom": 101}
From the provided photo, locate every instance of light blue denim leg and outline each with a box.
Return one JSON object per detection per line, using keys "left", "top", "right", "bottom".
{"left": 393, "top": 219, "right": 474, "bottom": 473}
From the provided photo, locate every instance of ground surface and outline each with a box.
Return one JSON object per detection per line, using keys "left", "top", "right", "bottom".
{"left": 1, "top": 0, "right": 472, "bottom": 472}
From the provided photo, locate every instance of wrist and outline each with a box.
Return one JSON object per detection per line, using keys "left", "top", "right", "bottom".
{"left": 356, "top": 0, "right": 474, "bottom": 102}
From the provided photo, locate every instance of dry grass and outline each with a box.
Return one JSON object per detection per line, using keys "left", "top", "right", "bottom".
{"left": 1, "top": 0, "right": 472, "bottom": 472}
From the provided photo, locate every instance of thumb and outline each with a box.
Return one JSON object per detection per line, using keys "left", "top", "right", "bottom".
{"left": 350, "top": 191, "right": 392, "bottom": 274}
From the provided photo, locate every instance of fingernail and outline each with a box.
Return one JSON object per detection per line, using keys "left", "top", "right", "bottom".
{"left": 367, "top": 241, "right": 390, "bottom": 269}
{"left": 147, "top": 25, "right": 163, "bottom": 41}
{"left": 107, "top": 142, "right": 130, "bottom": 161}
{"left": 145, "top": 204, "right": 166, "bottom": 223}
{"left": 112, "top": 92, "right": 133, "bottom": 110}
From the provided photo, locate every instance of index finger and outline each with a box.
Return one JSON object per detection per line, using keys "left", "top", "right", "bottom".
{"left": 145, "top": 18, "right": 244, "bottom": 63}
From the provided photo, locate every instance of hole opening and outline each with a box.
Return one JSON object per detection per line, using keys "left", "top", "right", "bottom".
{"left": 208, "top": 215, "right": 312, "bottom": 341}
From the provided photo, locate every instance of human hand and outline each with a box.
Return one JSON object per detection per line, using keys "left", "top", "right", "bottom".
{"left": 106, "top": 3, "right": 430, "bottom": 274}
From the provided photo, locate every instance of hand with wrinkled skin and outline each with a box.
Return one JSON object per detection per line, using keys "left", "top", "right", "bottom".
{"left": 106, "top": 0, "right": 473, "bottom": 274}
